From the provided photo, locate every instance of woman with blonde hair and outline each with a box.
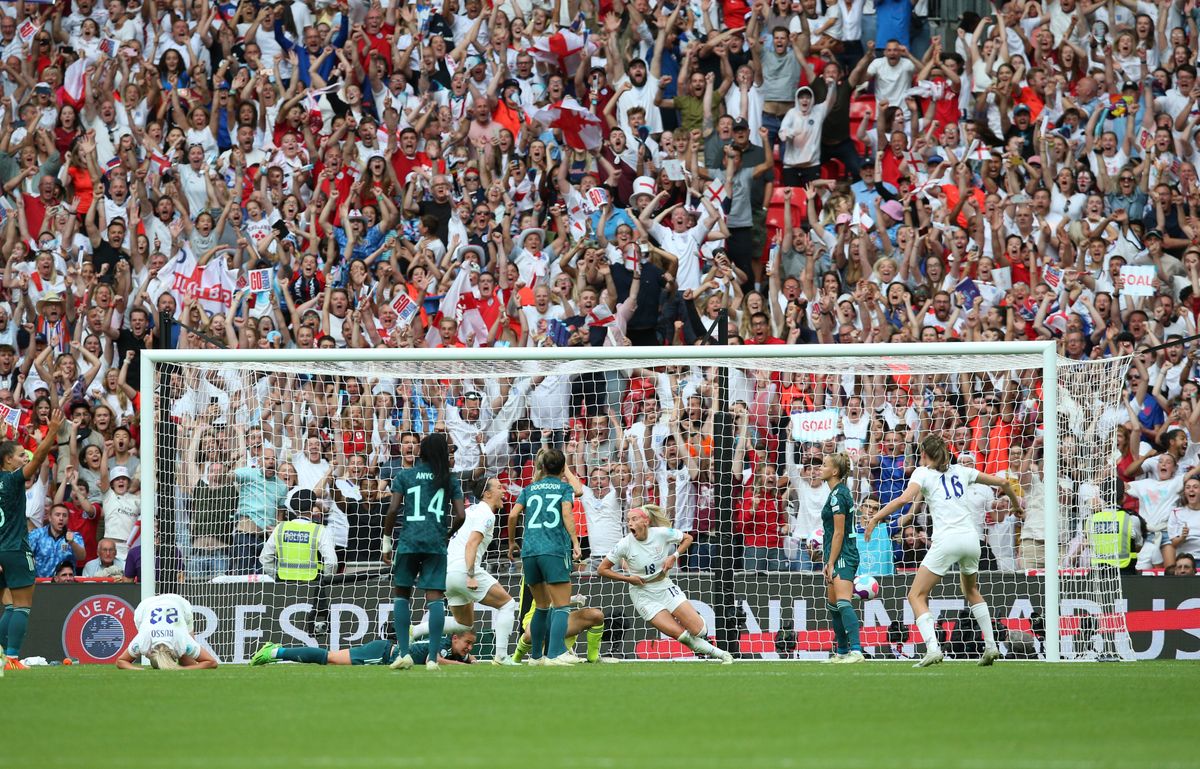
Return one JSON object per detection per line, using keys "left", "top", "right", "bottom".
{"left": 818, "top": 452, "right": 863, "bottom": 663}
{"left": 866, "top": 434, "right": 1022, "bottom": 667}
{"left": 598, "top": 506, "right": 732, "bottom": 664}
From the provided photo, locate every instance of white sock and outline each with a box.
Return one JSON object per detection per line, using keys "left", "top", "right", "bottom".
{"left": 412, "top": 617, "right": 471, "bottom": 640}
{"left": 493, "top": 600, "right": 517, "bottom": 658}
{"left": 411, "top": 622, "right": 428, "bottom": 640}
{"left": 915, "top": 613, "right": 941, "bottom": 654}
{"left": 970, "top": 602, "right": 997, "bottom": 651}
{"left": 679, "top": 629, "right": 722, "bottom": 659}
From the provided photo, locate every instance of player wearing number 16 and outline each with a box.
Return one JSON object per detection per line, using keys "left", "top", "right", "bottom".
{"left": 381, "top": 433, "right": 465, "bottom": 672}
{"left": 506, "top": 447, "right": 583, "bottom": 666}
{"left": 866, "top": 435, "right": 1022, "bottom": 668}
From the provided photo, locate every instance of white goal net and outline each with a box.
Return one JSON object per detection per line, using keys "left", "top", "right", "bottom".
{"left": 140, "top": 344, "right": 1132, "bottom": 663}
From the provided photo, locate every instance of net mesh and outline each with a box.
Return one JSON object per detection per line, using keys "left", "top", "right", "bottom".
{"left": 145, "top": 350, "right": 1132, "bottom": 663}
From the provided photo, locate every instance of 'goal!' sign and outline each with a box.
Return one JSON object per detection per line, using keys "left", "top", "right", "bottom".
{"left": 1119, "top": 265, "right": 1156, "bottom": 297}
{"left": 790, "top": 408, "right": 840, "bottom": 442}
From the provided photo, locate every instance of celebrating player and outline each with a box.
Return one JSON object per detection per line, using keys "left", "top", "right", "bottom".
{"left": 253, "top": 630, "right": 477, "bottom": 667}
{"left": 820, "top": 453, "right": 865, "bottom": 663}
{"left": 411, "top": 477, "right": 521, "bottom": 665}
{"left": 598, "top": 506, "right": 733, "bottom": 664}
{"left": 506, "top": 447, "right": 583, "bottom": 666}
{"left": 115, "top": 593, "right": 219, "bottom": 670}
{"left": 382, "top": 432, "right": 465, "bottom": 671}
{"left": 867, "top": 435, "right": 1021, "bottom": 667}
{"left": 0, "top": 410, "right": 64, "bottom": 673}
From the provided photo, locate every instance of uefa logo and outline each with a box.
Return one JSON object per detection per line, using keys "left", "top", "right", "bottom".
{"left": 61, "top": 595, "right": 137, "bottom": 664}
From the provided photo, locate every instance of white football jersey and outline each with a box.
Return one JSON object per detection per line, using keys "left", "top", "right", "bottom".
{"left": 447, "top": 502, "right": 496, "bottom": 572}
{"left": 133, "top": 593, "right": 194, "bottom": 633}
{"left": 129, "top": 594, "right": 198, "bottom": 660}
{"left": 606, "top": 527, "right": 684, "bottom": 585}
{"left": 910, "top": 465, "right": 982, "bottom": 539}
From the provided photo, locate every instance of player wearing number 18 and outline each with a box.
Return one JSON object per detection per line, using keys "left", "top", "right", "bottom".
{"left": 382, "top": 432, "right": 465, "bottom": 672}
{"left": 866, "top": 435, "right": 1022, "bottom": 668}
{"left": 506, "top": 447, "right": 584, "bottom": 666}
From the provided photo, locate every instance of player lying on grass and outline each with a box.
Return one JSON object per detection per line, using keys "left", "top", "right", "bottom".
{"left": 115, "top": 593, "right": 219, "bottom": 670}
{"left": 252, "top": 630, "right": 477, "bottom": 667}
{"left": 820, "top": 453, "right": 864, "bottom": 664}
{"left": 866, "top": 434, "right": 1021, "bottom": 668}
{"left": 598, "top": 506, "right": 733, "bottom": 664}
{"left": 410, "top": 477, "right": 520, "bottom": 665}
{"left": 509, "top": 578, "right": 610, "bottom": 663}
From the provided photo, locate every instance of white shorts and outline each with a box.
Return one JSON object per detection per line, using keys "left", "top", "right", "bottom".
{"left": 445, "top": 568, "right": 499, "bottom": 607}
{"left": 921, "top": 533, "right": 981, "bottom": 577}
{"left": 630, "top": 579, "right": 688, "bottom": 622}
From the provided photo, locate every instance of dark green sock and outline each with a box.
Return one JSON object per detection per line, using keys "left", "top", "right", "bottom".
{"left": 0, "top": 605, "right": 12, "bottom": 651}
{"left": 393, "top": 598, "right": 412, "bottom": 655}
{"left": 828, "top": 602, "right": 847, "bottom": 655}
{"left": 529, "top": 608, "right": 550, "bottom": 659}
{"left": 6, "top": 607, "right": 29, "bottom": 657}
{"left": 276, "top": 647, "right": 329, "bottom": 664}
{"left": 426, "top": 600, "right": 446, "bottom": 660}
{"left": 548, "top": 607, "right": 570, "bottom": 658}
{"left": 837, "top": 600, "right": 861, "bottom": 652}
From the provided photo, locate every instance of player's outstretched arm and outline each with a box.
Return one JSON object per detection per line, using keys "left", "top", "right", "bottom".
{"left": 866, "top": 482, "right": 922, "bottom": 541}
{"left": 179, "top": 646, "right": 219, "bottom": 669}
{"left": 974, "top": 472, "right": 1022, "bottom": 511}
{"left": 115, "top": 648, "right": 143, "bottom": 670}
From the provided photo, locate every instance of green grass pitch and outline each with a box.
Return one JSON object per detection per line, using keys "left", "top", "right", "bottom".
{"left": 7, "top": 661, "right": 1194, "bottom": 769}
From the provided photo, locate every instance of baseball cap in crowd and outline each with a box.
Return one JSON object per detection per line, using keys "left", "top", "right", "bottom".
{"left": 1027, "top": 155, "right": 1042, "bottom": 166}
{"left": 836, "top": 293, "right": 855, "bottom": 306}
{"left": 926, "top": 154, "right": 944, "bottom": 165}
{"left": 880, "top": 200, "right": 904, "bottom": 221}
{"left": 347, "top": 209, "right": 365, "bottom": 221}
{"left": 1013, "top": 104, "right": 1031, "bottom": 115}
{"left": 731, "top": 118, "right": 750, "bottom": 132}
{"left": 34, "top": 82, "right": 52, "bottom": 94}
{"left": 1145, "top": 229, "right": 1163, "bottom": 241}
{"left": 796, "top": 86, "right": 813, "bottom": 99}
{"left": 111, "top": 466, "right": 131, "bottom": 482}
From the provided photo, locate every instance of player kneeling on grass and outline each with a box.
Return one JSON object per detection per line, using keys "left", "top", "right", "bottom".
{"left": 820, "top": 453, "right": 865, "bottom": 664}
{"left": 597, "top": 506, "right": 732, "bottom": 665}
{"left": 510, "top": 579, "right": 609, "bottom": 663}
{"left": 115, "top": 593, "right": 218, "bottom": 670}
{"left": 866, "top": 435, "right": 1020, "bottom": 668}
{"left": 253, "top": 630, "right": 477, "bottom": 667}
{"left": 411, "top": 477, "right": 521, "bottom": 666}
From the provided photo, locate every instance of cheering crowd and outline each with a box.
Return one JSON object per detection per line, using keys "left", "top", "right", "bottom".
{"left": 2, "top": 0, "right": 1199, "bottom": 585}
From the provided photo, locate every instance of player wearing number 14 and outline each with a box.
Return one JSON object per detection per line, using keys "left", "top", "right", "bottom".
{"left": 382, "top": 433, "right": 465, "bottom": 671}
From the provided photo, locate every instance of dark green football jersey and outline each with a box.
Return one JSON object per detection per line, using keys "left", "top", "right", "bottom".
{"left": 0, "top": 468, "right": 28, "bottom": 552}
{"left": 821, "top": 482, "right": 860, "bottom": 561}
{"left": 390, "top": 461, "right": 463, "bottom": 554}
{"left": 516, "top": 477, "right": 575, "bottom": 558}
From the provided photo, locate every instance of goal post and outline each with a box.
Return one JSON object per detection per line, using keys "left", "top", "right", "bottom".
{"left": 140, "top": 342, "right": 1130, "bottom": 663}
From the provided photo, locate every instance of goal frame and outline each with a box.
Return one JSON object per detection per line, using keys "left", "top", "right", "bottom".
{"left": 140, "top": 341, "right": 1065, "bottom": 660}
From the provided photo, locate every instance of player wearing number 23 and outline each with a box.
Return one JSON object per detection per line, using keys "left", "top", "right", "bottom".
{"left": 507, "top": 447, "right": 583, "bottom": 665}
{"left": 381, "top": 433, "right": 465, "bottom": 671}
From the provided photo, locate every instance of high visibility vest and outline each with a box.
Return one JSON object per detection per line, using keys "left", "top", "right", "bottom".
{"left": 1090, "top": 510, "right": 1132, "bottom": 568}
{"left": 275, "top": 521, "right": 323, "bottom": 581}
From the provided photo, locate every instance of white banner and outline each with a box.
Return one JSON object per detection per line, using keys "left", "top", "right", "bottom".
{"left": 1120, "top": 265, "right": 1157, "bottom": 297}
{"left": 790, "top": 408, "right": 840, "bottom": 442}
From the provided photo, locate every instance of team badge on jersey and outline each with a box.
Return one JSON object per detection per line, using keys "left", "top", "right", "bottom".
{"left": 62, "top": 595, "right": 138, "bottom": 664}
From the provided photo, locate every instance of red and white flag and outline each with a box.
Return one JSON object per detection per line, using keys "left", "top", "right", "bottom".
{"left": 528, "top": 30, "right": 596, "bottom": 74}
{"left": 528, "top": 97, "right": 603, "bottom": 151}
{"left": 424, "top": 267, "right": 488, "bottom": 347}
{"left": 157, "top": 247, "right": 238, "bottom": 316}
